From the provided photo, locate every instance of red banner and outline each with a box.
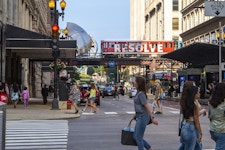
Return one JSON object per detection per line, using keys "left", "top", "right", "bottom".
{"left": 101, "top": 41, "right": 174, "bottom": 54}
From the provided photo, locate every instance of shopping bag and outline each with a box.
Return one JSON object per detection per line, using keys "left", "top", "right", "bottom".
{"left": 121, "top": 119, "right": 137, "bottom": 146}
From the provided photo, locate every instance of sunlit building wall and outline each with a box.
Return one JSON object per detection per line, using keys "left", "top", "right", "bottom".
{"left": 144, "top": 0, "right": 182, "bottom": 43}
{"left": 180, "top": 0, "right": 225, "bottom": 47}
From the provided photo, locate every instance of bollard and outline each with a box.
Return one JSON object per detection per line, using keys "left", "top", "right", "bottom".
{"left": 0, "top": 102, "right": 6, "bottom": 150}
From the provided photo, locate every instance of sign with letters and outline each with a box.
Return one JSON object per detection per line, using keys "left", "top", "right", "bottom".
{"left": 101, "top": 40, "right": 174, "bottom": 55}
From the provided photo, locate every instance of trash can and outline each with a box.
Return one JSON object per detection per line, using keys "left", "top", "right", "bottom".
{"left": 67, "top": 100, "right": 72, "bottom": 110}
{"left": 0, "top": 102, "right": 6, "bottom": 150}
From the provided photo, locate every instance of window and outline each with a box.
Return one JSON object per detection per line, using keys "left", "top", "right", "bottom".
{"left": 172, "top": 18, "right": 179, "bottom": 30}
{"left": 173, "top": 0, "right": 179, "bottom": 11}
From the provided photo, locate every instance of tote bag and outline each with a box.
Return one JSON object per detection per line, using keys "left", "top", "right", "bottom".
{"left": 121, "top": 119, "right": 137, "bottom": 146}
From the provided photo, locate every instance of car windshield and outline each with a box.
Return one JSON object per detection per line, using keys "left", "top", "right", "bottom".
{"left": 106, "top": 87, "right": 112, "bottom": 91}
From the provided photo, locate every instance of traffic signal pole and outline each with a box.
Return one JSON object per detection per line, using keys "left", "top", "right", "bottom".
{"left": 52, "top": 0, "right": 59, "bottom": 109}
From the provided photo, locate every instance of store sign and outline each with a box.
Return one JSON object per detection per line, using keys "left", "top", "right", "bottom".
{"left": 102, "top": 41, "right": 174, "bottom": 54}
{"left": 114, "top": 43, "right": 163, "bottom": 53}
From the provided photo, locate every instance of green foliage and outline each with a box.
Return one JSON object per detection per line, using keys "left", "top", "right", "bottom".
{"left": 93, "top": 65, "right": 104, "bottom": 74}
{"left": 80, "top": 73, "right": 91, "bottom": 79}
{"left": 73, "top": 67, "right": 80, "bottom": 82}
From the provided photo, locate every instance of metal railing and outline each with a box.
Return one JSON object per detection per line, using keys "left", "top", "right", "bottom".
{"left": 0, "top": 102, "right": 6, "bottom": 150}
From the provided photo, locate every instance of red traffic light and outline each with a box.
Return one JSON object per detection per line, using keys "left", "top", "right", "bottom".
{"left": 52, "top": 25, "right": 59, "bottom": 33}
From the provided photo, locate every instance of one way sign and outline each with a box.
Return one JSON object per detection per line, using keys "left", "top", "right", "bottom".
{"left": 205, "top": 1, "right": 225, "bottom": 17}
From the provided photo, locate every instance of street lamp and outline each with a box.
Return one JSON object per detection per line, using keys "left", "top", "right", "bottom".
{"left": 48, "top": 0, "right": 67, "bottom": 110}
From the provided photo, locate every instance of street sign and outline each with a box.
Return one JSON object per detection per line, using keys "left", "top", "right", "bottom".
{"left": 108, "top": 61, "right": 115, "bottom": 67}
{"left": 205, "top": 1, "right": 225, "bottom": 17}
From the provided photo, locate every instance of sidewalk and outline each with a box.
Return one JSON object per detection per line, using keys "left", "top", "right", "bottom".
{"left": 6, "top": 98, "right": 80, "bottom": 121}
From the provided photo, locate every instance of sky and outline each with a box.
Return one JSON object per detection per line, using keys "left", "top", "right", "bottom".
{"left": 59, "top": 0, "right": 130, "bottom": 47}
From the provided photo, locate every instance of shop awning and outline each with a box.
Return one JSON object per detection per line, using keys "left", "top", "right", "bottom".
{"left": 162, "top": 42, "right": 225, "bottom": 68}
{"left": 4, "top": 24, "right": 77, "bottom": 59}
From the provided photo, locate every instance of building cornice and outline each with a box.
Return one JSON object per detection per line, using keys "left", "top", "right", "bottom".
{"left": 181, "top": 0, "right": 204, "bottom": 15}
{"left": 180, "top": 17, "right": 222, "bottom": 39}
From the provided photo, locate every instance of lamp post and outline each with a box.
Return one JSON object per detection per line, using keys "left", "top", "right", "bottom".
{"left": 216, "top": 23, "right": 224, "bottom": 83}
{"left": 48, "top": 0, "right": 66, "bottom": 109}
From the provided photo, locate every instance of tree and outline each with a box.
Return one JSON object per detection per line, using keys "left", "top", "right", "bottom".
{"left": 105, "top": 67, "right": 117, "bottom": 82}
{"left": 87, "top": 66, "right": 95, "bottom": 76}
{"left": 93, "top": 65, "right": 105, "bottom": 76}
{"left": 73, "top": 67, "right": 80, "bottom": 82}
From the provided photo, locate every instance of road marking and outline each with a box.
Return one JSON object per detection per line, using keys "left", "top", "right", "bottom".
{"left": 169, "top": 111, "right": 180, "bottom": 114}
{"left": 104, "top": 112, "right": 118, "bottom": 115}
{"left": 164, "top": 106, "right": 179, "bottom": 111}
{"left": 82, "top": 112, "right": 95, "bottom": 115}
{"left": 126, "top": 111, "right": 135, "bottom": 114}
{"left": 6, "top": 120, "right": 68, "bottom": 150}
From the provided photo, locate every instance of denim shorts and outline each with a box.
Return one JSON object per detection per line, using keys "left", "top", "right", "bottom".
{"left": 90, "top": 97, "right": 96, "bottom": 101}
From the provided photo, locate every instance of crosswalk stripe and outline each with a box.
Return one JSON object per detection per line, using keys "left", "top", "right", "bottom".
{"left": 6, "top": 120, "right": 68, "bottom": 150}
{"left": 169, "top": 111, "right": 180, "bottom": 114}
{"left": 104, "top": 112, "right": 118, "bottom": 115}
{"left": 82, "top": 112, "right": 95, "bottom": 115}
{"left": 126, "top": 111, "right": 135, "bottom": 114}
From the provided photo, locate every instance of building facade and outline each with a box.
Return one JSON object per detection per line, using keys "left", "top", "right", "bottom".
{"left": 0, "top": 0, "right": 51, "bottom": 97}
{"left": 144, "top": 0, "right": 182, "bottom": 43}
{"left": 180, "top": 0, "right": 222, "bottom": 47}
{"left": 130, "top": 0, "right": 145, "bottom": 40}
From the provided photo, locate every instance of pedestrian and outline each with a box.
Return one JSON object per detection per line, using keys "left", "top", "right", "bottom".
{"left": 11, "top": 83, "right": 19, "bottom": 108}
{"left": 41, "top": 84, "right": 48, "bottom": 104}
{"left": 133, "top": 76, "right": 158, "bottom": 150}
{"left": 48, "top": 85, "right": 54, "bottom": 97}
{"left": 0, "top": 86, "right": 8, "bottom": 103}
{"left": 88, "top": 83, "right": 98, "bottom": 113}
{"left": 82, "top": 88, "right": 91, "bottom": 112}
{"left": 153, "top": 80, "right": 163, "bottom": 114}
{"left": 114, "top": 86, "right": 119, "bottom": 100}
{"left": 21, "top": 87, "right": 30, "bottom": 109}
{"left": 70, "top": 84, "right": 80, "bottom": 114}
{"left": 178, "top": 85, "right": 202, "bottom": 150}
{"left": 208, "top": 83, "right": 225, "bottom": 150}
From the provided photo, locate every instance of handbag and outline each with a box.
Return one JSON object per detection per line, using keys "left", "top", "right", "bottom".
{"left": 121, "top": 119, "right": 137, "bottom": 146}
{"left": 147, "top": 116, "right": 152, "bottom": 125}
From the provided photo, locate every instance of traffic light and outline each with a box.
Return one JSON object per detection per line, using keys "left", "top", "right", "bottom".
{"left": 51, "top": 24, "right": 60, "bottom": 58}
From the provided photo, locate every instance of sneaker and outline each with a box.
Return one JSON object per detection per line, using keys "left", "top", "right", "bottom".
{"left": 154, "top": 111, "right": 161, "bottom": 114}
{"left": 75, "top": 110, "right": 79, "bottom": 114}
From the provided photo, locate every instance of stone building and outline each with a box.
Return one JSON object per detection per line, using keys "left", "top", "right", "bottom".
{"left": 0, "top": 0, "right": 52, "bottom": 97}
{"left": 180, "top": 0, "right": 223, "bottom": 46}
{"left": 144, "top": 0, "right": 182, "bottom": 43}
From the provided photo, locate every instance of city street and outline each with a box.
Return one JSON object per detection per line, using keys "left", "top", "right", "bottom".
{"left": 67, "top": 95, "right": 215, "bottom": 150}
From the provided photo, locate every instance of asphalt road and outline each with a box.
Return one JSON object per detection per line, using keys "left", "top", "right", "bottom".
{"left": 67, "top": 95, "right": 215, "bottom": 150}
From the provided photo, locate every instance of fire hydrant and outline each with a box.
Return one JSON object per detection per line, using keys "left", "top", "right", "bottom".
{"left": 67, "top": 100, "right": 72, "bottom": 110}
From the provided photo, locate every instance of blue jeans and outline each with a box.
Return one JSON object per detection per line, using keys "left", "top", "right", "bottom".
{"left": 134, "top": 113, "right": 151, "bottom": 150}
{"left": 178, "top": 123, "right": 201, "bottom": 150}
{"left": 210, "top": 131, "right": 225, "bottom": 150}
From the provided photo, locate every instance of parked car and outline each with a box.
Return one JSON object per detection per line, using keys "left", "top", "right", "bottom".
{"left": 103, "top": 86, "right": 114, "bottom": 97}
{"left": 129, "top": 87, "right": 137, "bottom": 98}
